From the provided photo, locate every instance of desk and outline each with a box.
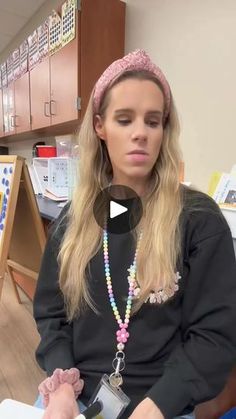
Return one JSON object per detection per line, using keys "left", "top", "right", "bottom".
{"left": 0, "top": 399, "right": 43, "bottom": 419}
{"left": 36, "top": 195, "right": 65, "bottom": 221}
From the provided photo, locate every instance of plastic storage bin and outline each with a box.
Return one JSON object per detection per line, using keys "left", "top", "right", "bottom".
{"left": 36, "top": 146, "right": 57, "bottom": 157}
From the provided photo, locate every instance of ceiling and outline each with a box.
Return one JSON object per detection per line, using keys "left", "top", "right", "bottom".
{"left": 0, "top": 0, "right": 46, "bottom": 55}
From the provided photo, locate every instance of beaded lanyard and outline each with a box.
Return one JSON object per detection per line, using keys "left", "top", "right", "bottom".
{"left": 103, "top": 223, "right": 142, "bottom": 388}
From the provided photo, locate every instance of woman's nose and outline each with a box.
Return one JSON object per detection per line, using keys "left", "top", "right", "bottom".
{"left": 131, "top": 122, "right": 148, "bottom": 142}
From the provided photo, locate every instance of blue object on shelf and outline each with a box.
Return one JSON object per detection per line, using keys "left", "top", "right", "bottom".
{"left": 220, "top": 407, "right": 236, "bottom": 418}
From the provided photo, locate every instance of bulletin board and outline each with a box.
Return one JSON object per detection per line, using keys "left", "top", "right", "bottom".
{"left": 0, "top": 156, "right": 46, "bottom": 300}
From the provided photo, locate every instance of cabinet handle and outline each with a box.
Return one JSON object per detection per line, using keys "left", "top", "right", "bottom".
{"left": 44, "top": 102, "right": 50, "bottom": 117}
{"left": 14, "top": 115, "right": 19, "bottom": 127}
{"left": 50, "top": 100, "right": 56, "bottom": 116}
{"left": 10, "top": 115, "right": 15, "bottom": 128}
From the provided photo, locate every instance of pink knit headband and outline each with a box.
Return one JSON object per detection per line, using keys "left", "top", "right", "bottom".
{"left": 93, "top": 49, "right": 171, "bottom": 121}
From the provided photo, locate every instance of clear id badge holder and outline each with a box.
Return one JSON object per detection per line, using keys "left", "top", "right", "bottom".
{"left": 89, "top": 374, "right": 130, "bottom": 419}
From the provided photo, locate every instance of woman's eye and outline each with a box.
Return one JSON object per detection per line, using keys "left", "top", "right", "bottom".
{"left": 117, "top": 119, "right": 131, "bottom": 125}
{"left": 147, "top": 120, "right": 160, "bottom": 127}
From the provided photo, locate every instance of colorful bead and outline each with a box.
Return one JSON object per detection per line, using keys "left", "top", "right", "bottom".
{"left": 103, "top": 227, "right": 142, "bottom": 351}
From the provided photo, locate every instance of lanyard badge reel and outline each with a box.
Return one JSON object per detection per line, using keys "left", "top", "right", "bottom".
{"left": 89, "top": 374, "right": 130, "bottom": 419}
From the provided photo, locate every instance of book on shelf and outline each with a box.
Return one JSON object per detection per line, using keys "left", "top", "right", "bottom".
{"left": 208, "top": 165, "right": 236, "bottom": 209}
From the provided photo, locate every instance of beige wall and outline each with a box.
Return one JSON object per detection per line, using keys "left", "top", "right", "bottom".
{"left": 125, "top": 0, "right": 236, "bottom": 191}
{"left": 1, "top": 0, "right": 236, "bottom": 190}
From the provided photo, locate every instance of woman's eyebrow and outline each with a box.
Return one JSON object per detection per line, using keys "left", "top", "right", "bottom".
{"left": 146, "top": 110, "right": 163, "bottom": 116}
{"left": 114, "top": 109, "right": 163, "bottom": 115}
{"left": 114, "top": 108, "right": 134, "bottom": 114}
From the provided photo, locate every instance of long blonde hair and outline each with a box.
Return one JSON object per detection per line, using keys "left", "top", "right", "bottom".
{"left": 59, "top": 71, "right": 183, "bottom": 320}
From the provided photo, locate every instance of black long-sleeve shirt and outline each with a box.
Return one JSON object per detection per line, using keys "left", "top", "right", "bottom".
{"left": 33, "top": 189, "right": 236, "bottom": 418}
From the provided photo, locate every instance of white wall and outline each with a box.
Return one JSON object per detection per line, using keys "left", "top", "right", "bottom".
{"left": 1, "top": 0, "right": 236, "bottom": 191}
{"left": 125, "top": 0, "right": 236, "bottom": 191}
{"left": 7, "top": 137, "right": 55, "bottom": 163}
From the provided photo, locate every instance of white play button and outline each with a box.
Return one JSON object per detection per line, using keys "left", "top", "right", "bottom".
{"left": 93, "top": 185, "right": 143, "bottom": 234}
{"left": 110, "top": 200, "right": 128, "bottom": 219}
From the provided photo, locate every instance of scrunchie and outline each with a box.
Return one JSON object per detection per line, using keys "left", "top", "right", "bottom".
{"left": 38, "top": 368, "right": 84, "bottom": 407}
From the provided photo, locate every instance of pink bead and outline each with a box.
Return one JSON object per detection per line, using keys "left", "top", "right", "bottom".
{"left": 116, "top": 328, "right": 129, "bottom": 344}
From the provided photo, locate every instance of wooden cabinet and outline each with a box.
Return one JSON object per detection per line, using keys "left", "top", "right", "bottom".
{"left": 30, "top": 39, "right": 78, "bottom": 130}
{"left": 14, "top": 72, "right": 31, "bottom": 134}
{"left": 30, "top": 58, "right": 51, "bottom": 130}
{"left": 0, "top": 90, "right": 4, "bottom": 137}
{"left": 1, "top": 74, "right": 31, "bottom": 136}
{"left": 1, "top": 0, "right": 125, "bottom": 140}
{"left": 30, "top": 0, "right": 125, "bottom": 131}
{"left": 79, "top": 0, "right": 125, "bottom": 113}
{"left": 2, "top": 84, "right": 15, "bottom": 135}
{"left": 50, "top": 37, "right": 79, "bottom": 126}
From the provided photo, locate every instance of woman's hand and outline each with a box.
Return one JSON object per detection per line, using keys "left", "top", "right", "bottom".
{"left": 129, "top": 397, "right": 164, "bottom": 419}
{"left": 42, "top": 383, "right": 80, "bottom": 419}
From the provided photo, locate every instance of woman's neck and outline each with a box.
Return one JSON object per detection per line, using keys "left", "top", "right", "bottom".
{"left": 111, "top": 176, "right": 149, "bottom": 197}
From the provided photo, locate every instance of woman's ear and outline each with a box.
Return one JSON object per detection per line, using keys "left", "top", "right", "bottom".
{"left": 94, "top": 115, "right": 106, "bottom": 141}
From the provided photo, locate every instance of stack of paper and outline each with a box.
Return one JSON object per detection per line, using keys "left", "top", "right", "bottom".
{"left": 0, "top": 399, "right": 43, "bottom": 419}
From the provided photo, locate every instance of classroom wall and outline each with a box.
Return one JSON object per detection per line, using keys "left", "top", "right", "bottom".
{"left": 7, "top": 138, "right": 55, "bottom": 162}
{"left": 1, "top": 0, "right": 236, "bottom": 190}
{"left": 125, "top": 0, "right": 236, "bottom": 191}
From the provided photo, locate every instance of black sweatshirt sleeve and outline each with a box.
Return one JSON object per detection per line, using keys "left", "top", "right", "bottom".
{"left": 33, "top": 206, "right": 75, "bottom": 375}
{"left": 146, "top": 213, "right": 236, "bottom": 418}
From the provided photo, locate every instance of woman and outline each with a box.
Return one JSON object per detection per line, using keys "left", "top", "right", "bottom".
{"left": 33, "top": 50, "right": 236, "bottom": 419}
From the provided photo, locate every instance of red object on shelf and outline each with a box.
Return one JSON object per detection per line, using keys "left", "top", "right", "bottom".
{"left": 36, "top": 145, "right": 57, "bottom": 157}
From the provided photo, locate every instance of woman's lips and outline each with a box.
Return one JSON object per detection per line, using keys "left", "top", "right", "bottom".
{"left": 126, "top": 153, "right": 149, "bottom": 162}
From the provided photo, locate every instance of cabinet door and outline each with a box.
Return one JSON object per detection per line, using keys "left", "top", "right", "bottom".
{"left": 14, "top": 72, "right": 31, "bottom": 134}
{"left": 2, "top": 84, "right": 15, "bottom": 135}
{"left": 30, "top": 58, "right": 51, "bottom": 130}
{"left": 50, "top": 38, "right": 79, "bottom": 126}
{"left": 8, "top": 83, "right": 16, "bottom": 134}
{"left": 2, "top": 88, "right": 9, "bottom": 135}
{"left": 0, "top": 89, "right": 4, "bottom": 137}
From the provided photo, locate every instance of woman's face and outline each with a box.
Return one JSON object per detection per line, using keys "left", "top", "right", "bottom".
{"left": 95, "top": 78, "right": 165, "bottom": 185}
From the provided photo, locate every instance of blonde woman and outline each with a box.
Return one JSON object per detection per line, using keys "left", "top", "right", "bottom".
{"left": 33, "top": 50, "right": 236, "bottom": 419}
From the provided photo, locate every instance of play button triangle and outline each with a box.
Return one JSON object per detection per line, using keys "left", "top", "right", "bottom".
{"left": 93, "top": 184, "right": 143, "bottom": 234}
{"left": 110, "top": 201, "right": 128, "bottom": 219}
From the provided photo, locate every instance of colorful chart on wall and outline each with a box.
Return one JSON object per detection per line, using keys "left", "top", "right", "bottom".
{"left": 49, "top": 10, "right": 62, "bottom": 55}
{"left": 61, "top": 0, "right": 76, "bottom": 47}
{"left": 28, "top": 30, "right": 39, "bottom": 70}
{"left": 0, "top": 163, "right": 14, "bottom": 242}
{"left": 19, "top": 40, "right": 29, "bottom": 76}
{"left": 38, "top": 20, "right": 49, "bottom": 61}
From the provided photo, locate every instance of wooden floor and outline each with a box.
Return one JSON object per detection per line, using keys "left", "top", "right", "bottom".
{"left": 0, "top": 275, "right": 45, "bottom": 404}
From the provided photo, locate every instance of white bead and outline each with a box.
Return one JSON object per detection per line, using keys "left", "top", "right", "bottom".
{"left": 117, "top": 343, "right": 125, "bottom": 351}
